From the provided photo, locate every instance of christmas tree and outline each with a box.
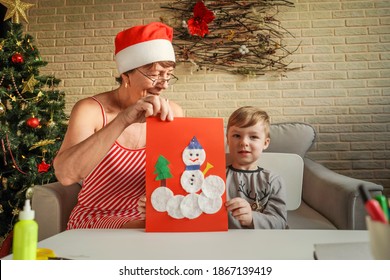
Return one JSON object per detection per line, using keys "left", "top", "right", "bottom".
{"left": 0, "top": 3, "right": 67, "bottom": 246}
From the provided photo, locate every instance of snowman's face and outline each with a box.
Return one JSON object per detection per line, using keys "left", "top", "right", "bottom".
{"left": 182, "top": 148, "right": 206, "bottom": 166}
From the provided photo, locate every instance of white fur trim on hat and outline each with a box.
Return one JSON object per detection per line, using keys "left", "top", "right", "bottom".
{"left": 115, "top": 39, "right": 175, "bottom": 74}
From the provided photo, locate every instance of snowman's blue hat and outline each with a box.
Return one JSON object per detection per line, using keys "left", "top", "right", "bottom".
{"left": 188, "top": 136, "right": 203, "bottom": 149}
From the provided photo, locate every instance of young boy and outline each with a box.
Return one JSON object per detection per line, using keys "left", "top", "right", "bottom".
{"left": 225, "top": 106, "right": 287, "bottom": 229}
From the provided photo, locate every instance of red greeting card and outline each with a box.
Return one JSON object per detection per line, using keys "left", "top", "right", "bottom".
{"left": 145, "top": 117, "right": 227, "bottom": 232}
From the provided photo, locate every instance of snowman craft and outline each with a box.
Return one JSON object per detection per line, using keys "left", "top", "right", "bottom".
{"left": 150, "top": 136, "right": 225, "bottom": 220}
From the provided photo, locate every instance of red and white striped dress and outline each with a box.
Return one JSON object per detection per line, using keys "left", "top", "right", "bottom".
{"left": 67, "top": 97, "right": 145, "bottom": 229}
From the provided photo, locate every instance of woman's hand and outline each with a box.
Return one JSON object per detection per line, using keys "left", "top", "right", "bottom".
{"left": 121, "top": 220, "right": 145, "bottom": 228}
{"left": 122, "top": 95, "right": 174, "bottom": 125}
{"left": 119, "top": 196, "right": 146, "bottom": 229}
{"left": 225, "top": 197, "right": 253, "bottom": 227}
{"left": 137, "top": 195, "right": 146, "bottom": 219}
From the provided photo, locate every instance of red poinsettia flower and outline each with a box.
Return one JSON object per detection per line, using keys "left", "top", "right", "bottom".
{"left": 37, "top": 160, "right": 51, "bottom": 173}
{"left": 187, "top": 1, "right": 215, "bottom": 37}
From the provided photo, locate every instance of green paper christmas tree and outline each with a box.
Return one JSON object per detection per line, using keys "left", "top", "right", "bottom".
{"left": 0, "top": 21, "right": 68, "bottom": 245}
{"left": 154, "top": 155, "right": 173, "bottom": 187}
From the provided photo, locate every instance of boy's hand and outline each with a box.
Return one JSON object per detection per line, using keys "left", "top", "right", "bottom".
{"left": 225, "top": 197, "right": 253, "bottom": 227}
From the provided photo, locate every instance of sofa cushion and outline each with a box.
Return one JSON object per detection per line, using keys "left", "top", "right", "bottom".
{"left": 226, "top": 152, "right": 304, "bottom": 211}
{"left": 32, "top": 182, "right": 81, "bottom": 241}
{"left": 266, "top": 122, "right": 316, "bottom": 158}
{"left": 287, "top": 201, "right": 337, "bottom": 229}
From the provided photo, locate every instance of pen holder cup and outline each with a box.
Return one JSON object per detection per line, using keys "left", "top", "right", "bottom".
{"left": 366, "top": 216, "right": 390, "bottom": 260}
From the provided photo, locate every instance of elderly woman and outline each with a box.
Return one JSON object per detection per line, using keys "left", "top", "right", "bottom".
{"left": 54, "top": 22, "right": 183, "bottom": 229}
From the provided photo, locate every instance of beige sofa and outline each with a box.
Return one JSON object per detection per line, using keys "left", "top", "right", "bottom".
{"left": 32, "top": 122, "right": 383, "bottom": 241}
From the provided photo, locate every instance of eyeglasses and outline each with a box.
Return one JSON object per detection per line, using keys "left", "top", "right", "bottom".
{"left": 136, "top": 69, "right": 178, "bottom": 86}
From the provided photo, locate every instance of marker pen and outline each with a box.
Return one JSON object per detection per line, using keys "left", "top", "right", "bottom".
{"left": 358, "top": 185, "right": 387, "bottom": 224}
{"left": 374, "top": 194, "right": 389, "bottom": 222}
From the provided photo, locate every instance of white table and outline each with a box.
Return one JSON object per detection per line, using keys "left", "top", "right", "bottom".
{"left": 4, "top": 229, "right": 371, "bottom": 260}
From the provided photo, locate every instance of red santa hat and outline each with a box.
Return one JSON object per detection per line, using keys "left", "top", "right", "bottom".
{"left": 114, "top": 22, "right": 176, "bottom": 74}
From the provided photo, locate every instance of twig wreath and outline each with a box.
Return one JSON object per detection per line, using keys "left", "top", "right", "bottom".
{"left": 161, "top": 0, "right": 299, "bottom": 76}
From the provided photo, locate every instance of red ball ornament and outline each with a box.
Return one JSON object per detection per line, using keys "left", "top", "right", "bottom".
{"left": 12, "top": 53, "right": 24, "bottom": 64}
{"left": 26, "top": 117, "right": 40, "bottom": 128}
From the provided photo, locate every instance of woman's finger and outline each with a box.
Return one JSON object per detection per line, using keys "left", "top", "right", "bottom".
{"left": 142, "top": 95, "right": 159, "bottom": 117}
{"left": 159, "top": 98, "right": 174, "bottom": 121}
